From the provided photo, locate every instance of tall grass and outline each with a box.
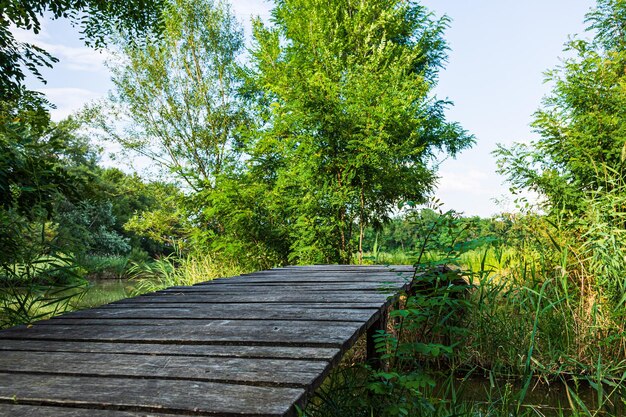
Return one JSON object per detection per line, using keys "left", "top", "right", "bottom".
{"left": 308, "top": 193, "right": 626, "bottom": 416}
{"left": 129, "top": 251, "right": 249, "bottom": 294}
{"left": 0, "top": 254, "right": 88, "bottom": 329}
{"left": 459, "top": 209, "right": 626, "bottom": 381}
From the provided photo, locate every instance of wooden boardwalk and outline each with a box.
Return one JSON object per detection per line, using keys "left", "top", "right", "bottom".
{"left": 0, "top": 265, "right": 414, "bottom": 417}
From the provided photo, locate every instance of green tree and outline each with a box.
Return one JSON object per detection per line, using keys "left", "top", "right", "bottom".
{"left": 91, "top": 0, "right": 245, "bottom": 192}
{"left": 495, "top": 0, "right": 626, "bottom": 214}
{"left": 89, "top": 0, "right": 281, "bottom": 265}
{"left": 96, "top": 168, "right": 173, "bottom": 255}
{"left": 247, "top": 0, "right": 473, "bottom": 264}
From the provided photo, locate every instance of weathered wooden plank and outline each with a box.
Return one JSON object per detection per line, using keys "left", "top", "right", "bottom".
{"left": 39, "top": 318, "right": 365, "bottom": 327}
{"left": 152, "top": 288, "right": 398, "bottom": 297}
{"left": 55, "top": 305, "right": 378, "bottom": 322}
{"left": 0, "top": 321, "right": 364, "bottom": 347}
{"left": 113, "top": 292, "right": 391, "bottom": 304}
{"left": 0, "top": 351, "right": 329, "bottom": 388}
{"left": 240, "top": 267, "right": 412, "bottom": 274}
{"left": 218, "top": 270, "right": 411, "bottom": 277}
{"left": 0, "top": 340, "right": 339, "bottom": 361}
{"left": 197, "top": 275, "right": 411, "bottom": 285}
{"left": 0, "top": 373, "right": 305, "bottom": 417}
{"left": 101, "top": 301, "right": 383, "bottom": 309}
{"left": 0, "top": 404, "right": 183, "bottom": 417}
{"left": 239, "top": 270, "right": 410, "bottom": 275}
{"left": 0, "top": 264, "right": 415, "bottom": 417}
{"left": 252, "top": 265, "right": 414, "bottom": 272}
{"left": 162, "top": 282, "right": 404, "bottom": 292}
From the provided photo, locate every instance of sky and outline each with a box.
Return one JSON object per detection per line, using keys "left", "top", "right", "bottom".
{"left": 14, "top": 0, "right": 596, "bottom": 217}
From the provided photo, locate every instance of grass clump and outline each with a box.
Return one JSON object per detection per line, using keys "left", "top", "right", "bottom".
{"left": 128, "top": 250, "right": 249, "bottom": 294}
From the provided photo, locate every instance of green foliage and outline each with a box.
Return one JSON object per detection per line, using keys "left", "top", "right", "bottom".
{"left": 89, "top": 0, "right": 276, "bottom": 265}
{"left": 1, "top": 103, "right": 86, "bottom": 262}
{"left": 91, "top": 0, "right": 245, "bottom": 191}
{"left": 88, "top": 0, "right": 474, "bottom": 267}
{"left": 0, "top": 251, "right": 88, "bottom": 329}
{"left": 1, "top": 116, "right": 88, "bottom": 218}
{"left": 488, "top": 1, "right": 626, "bottom": 383}
{"left": 0, "top": 102, "right": 142, "bottom": 260}
{"left": 362, "top": 206, "right": 481, "bottom": 416}
{"left": 495, "top": 0, "right": 626, "bottom": 214}
{"left": 196, "top": 174, "right": 292, "bottom": 269}
{"left": 78, "top": 255, "right": 132, "bottom": 279}
{"left": 0, "top": 89, "right": 170, "bottom": 327}
{"left": 247, "top": 0, "right": 473, "bottom": 264}
{"left": 1, "top": 0, "right": 166, "bottom": 100}
{"left": 359, "top": 205, "right": 496, "bottom": 264}
{"left": 94, "top": 169, "right": 174, "bottom": 255}
{"left": 302, "top": 206, "right": 483, "bottom": 416}
{"left": 56, "top": 200, "right": 131, "bottom": 256}
{"left": 306, "top": 199, "right": 626, "bottom": 415}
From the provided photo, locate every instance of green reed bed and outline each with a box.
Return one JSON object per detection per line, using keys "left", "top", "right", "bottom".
{"left": 306, "top": 205, "right": 626, "bottom": 416}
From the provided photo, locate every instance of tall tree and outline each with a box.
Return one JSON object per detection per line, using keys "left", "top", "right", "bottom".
{"left": 247, "top": 0, "right": 473, "bottom": 264}
{"left": 91, "top": 0, "right": 245, "bottom": 192}
{"left": 496, "top": 0, "right": 626, "bottom": 214}
{"left": 88, "top": 0, "right": 283, "bottom": 265}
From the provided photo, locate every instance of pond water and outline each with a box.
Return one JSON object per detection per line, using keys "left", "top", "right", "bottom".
{"left": 450, "top": 376, "right": 625, "bottom": 416}
{"left": 73, "top": 278, "right": 138, "bottom": 310}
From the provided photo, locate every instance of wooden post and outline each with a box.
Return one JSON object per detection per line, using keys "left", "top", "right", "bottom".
{"left": 366, "top": 310, "right": 388, "bottom": 370}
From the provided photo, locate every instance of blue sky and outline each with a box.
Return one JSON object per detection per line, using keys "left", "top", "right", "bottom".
{"left": 14, "top": 0, "right": 595, "bottom": 217}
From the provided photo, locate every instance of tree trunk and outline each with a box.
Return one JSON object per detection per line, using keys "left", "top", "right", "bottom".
{"left": 358, "top": 185, "right": 365, "bottom": 264}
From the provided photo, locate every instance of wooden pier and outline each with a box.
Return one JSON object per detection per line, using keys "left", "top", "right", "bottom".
{"left": 0, "top": 265, "right": 414, "bottom": 416}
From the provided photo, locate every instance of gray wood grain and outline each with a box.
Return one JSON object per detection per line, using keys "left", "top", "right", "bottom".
{"left": 248, "top": 265, "right": 414, "bottom": 273}
{"left": 0, "top": 264, "right": 414, "bottom": 417}
{"left": 162, "top": 283, "right": 404, "bottom": 292}
{"left": 0, "top": 404, "right": 183, "bottom": 417}
{"left": 201, "top": 275, "right": 411, "bottom": 285}
{"left": 113, "top": 292, "right": 391, "bottom": 304}
{"left": 0, "top": 321, "right": 365, "bottom": 347}
{"left": 101, "top": 301, "right": 383, "bottom": 309}
{"left": 0, "top": 340, "right": 339, "bottom": 360}
{"left": 0, "top": 372, "right": 305, "bottom": 416}
{"left": 39, "top": 318, "right": 365, "bottom": 327}
{"left": 0, "top": 351, "right": 329, "bottom": 387}
{"left": 55, "top": 305, "right": 378, "bottom": 322}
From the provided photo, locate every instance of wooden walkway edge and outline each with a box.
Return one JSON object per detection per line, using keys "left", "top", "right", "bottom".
{"left": 0, "top": 264, "right": 414, "bottom": 417}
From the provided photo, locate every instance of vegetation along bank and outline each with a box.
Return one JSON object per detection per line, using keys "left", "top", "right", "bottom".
{"left": 2, "top": 0, "right": 626, "bottom": 415}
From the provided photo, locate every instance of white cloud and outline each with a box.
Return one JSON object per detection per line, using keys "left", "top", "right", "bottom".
{"left": 437, "top": 169, "right": 493, "bottom": 195}
{"left": 11, "top": 23, "right": 51, "bottom": 44}
{"left": 433, "top": 169, "right": 506, "bottom": 217}
{"left": 39, "top": 87, "right": 103, "bottom": 121}
{"left": 231, "top": 0, "right": 272, "bottom": 19}
{"left": 12, "top": 20, "right": 109, "bottom": 73}
{"left": 433, "top": 168, "right": 543, "bottom": 217}
{"left": 46, "top": 43, "right": 110, "bottom": 72}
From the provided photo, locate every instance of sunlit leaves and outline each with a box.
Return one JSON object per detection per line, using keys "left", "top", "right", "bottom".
{"left": 248, "top": 0, "right": 473, "bottom": 264}
{"left": 495, "top": 0, "right": 626, "bottom": 214}
{"left": 94, "top": 0, "right": 245, "bottom": 191}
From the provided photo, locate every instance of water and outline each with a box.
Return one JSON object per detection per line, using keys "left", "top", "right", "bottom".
{"left": 442, "top": 375, "right": 626, "bottom": 416}
{"left": 73, "top": 278, "right": 138, "bottom": 310}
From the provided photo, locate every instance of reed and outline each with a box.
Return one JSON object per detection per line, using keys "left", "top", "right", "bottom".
{"left": 129, "top": 251, "right": 248, "bottom": 294}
